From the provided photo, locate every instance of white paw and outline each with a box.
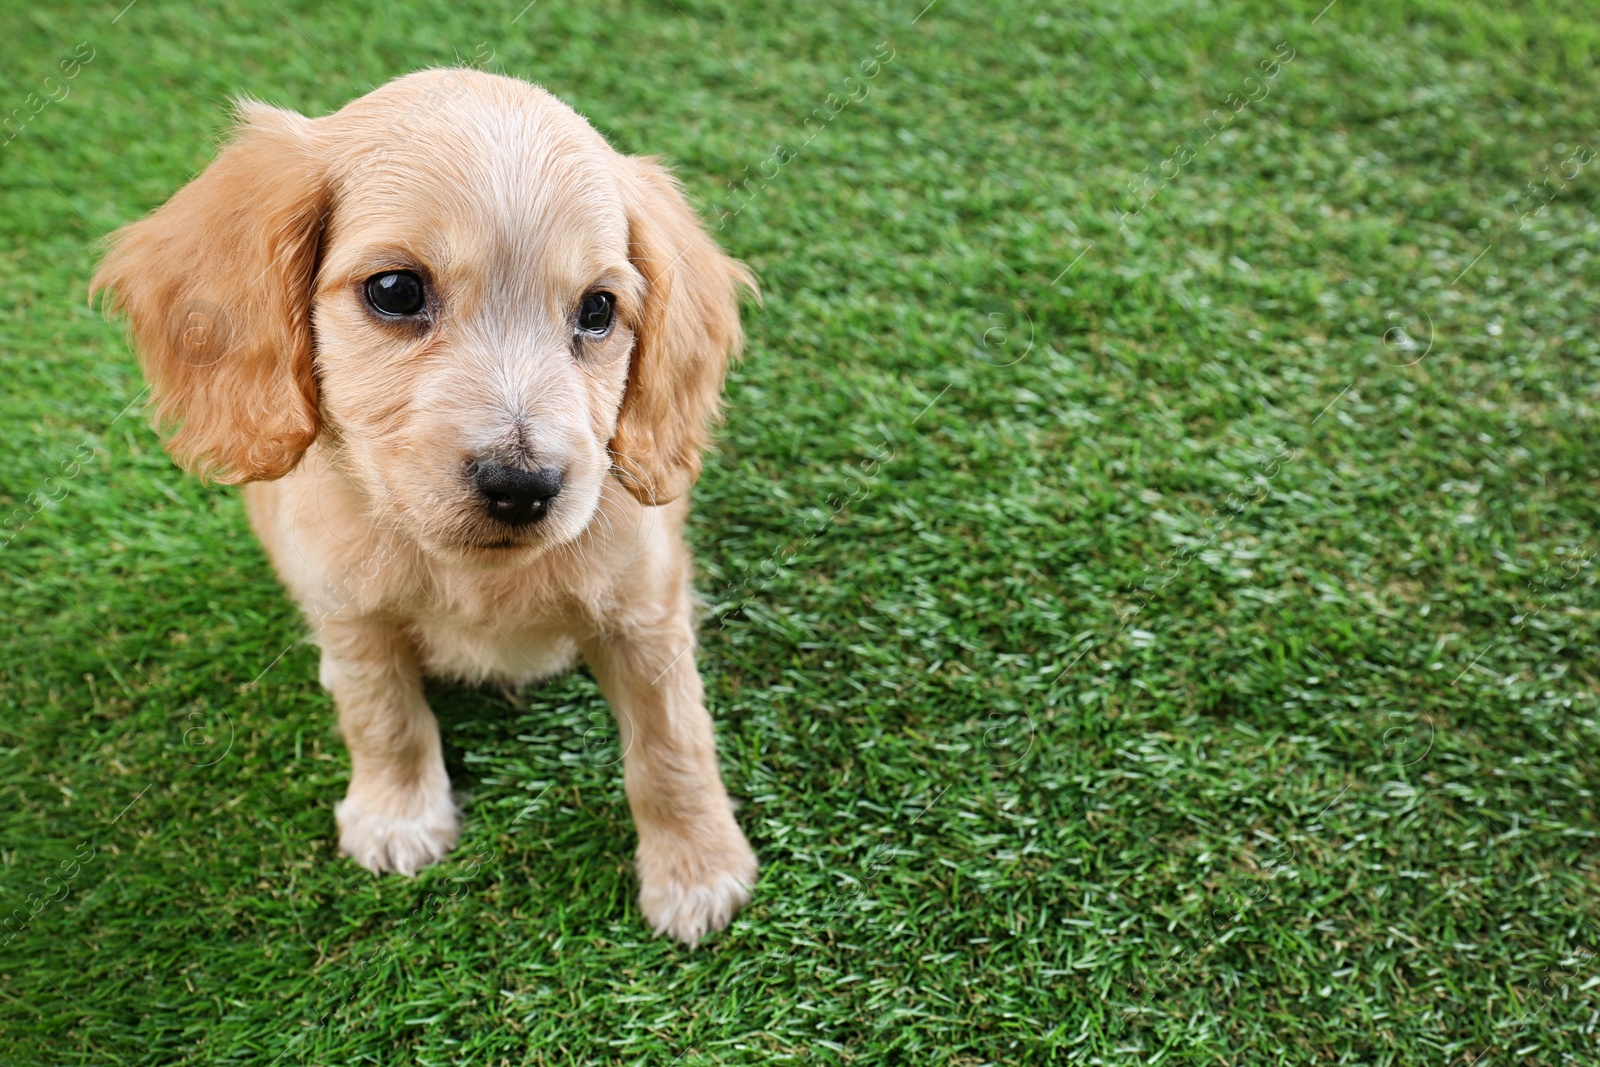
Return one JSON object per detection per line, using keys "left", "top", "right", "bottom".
{"left": 635, "top": 821, "right": 758, "bottom": 945}
{"left": 336, "top": 785, "right": 460, "bottom": 876}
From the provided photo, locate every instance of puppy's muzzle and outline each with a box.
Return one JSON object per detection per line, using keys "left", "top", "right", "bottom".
{"left": 473, "top": 461, "right": 564, "bottom": 527}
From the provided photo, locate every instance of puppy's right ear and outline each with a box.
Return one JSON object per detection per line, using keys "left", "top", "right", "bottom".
{"left": 91, "top": 101, "right": 327, "bottom": 484}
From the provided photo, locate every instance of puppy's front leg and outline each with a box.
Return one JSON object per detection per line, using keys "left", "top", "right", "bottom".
{"left": 582, "top": 614, "right": 757, "bottom": 945}
{"left": 319, "top": 621, "right": 460, "bottom": 876}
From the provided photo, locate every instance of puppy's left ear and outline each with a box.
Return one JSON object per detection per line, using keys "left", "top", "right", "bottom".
{"left": 611, "top": 157, "right": 757, "bottom": 506}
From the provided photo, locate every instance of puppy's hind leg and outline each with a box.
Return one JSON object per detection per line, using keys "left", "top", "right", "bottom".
{"left": 319, "top": 620, "right": 459, "bottom": 876}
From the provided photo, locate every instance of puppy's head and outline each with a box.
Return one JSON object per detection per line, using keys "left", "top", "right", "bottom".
{"left": 92, "top": 70, "right": 754, "bottom": 564}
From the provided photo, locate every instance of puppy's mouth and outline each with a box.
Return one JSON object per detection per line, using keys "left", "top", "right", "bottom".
{"left": 475, "top": 536, "right": 524, "bottom": 550}
{"left": 385, "top": 474, "right": 601, "bottom": 567}
{"left": 424, "top": 533, "right": 546, "bottom": 570}
{"left": 459, "top": 525, "right": 541, "bottom": 552}
{"left": 464, "top": 509, "right": 564, "bottom": 551}
{"left": 442, "top": 516, "right": 570, "bottom": 563}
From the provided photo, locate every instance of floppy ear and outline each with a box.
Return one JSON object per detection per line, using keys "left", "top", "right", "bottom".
{"left": 90, "top": 101, "right": 327, "bottom": 484}
{"left": 610, "top": 157, "right": 756, "bottom": 506}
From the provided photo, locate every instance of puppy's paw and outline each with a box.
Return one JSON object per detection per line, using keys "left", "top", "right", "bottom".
{"left": 335, "top": 784, "right": 460, "bottom": 876}
{"left": 635, "top": 819, "right": 758, "bottom": 946}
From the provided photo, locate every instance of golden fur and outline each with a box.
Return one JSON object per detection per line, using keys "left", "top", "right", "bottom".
{"left": 92, "top": 69, "right": 759, "bottom": 944}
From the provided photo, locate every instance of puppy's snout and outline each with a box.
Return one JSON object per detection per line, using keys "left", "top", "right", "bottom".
{"left": 473, "top": 462, "right": 564, "bottom": 527}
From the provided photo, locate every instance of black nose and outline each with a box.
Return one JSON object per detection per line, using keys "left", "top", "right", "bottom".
{"left": 473, "top": 463, "right": 563, "bottom": 527}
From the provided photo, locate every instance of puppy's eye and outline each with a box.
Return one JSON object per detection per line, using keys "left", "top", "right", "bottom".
{"left": 575, "top": 292, "right": 615, "bottom": 336}
{"left": 365, "top": 271, "right": 427, "bottom": 317}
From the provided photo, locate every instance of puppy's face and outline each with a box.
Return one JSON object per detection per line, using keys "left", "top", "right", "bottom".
{"left": 314, "top": 84, "right": 645, "bottom": 563}
{"left": 93, "top": 71, "right": 752, "bottom": 565}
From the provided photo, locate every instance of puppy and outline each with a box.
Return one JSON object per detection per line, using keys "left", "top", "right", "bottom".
{"left": 91, "top": 69, "right": 759, "bottom": 944}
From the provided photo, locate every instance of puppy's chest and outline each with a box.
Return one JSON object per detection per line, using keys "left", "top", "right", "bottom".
{"left": 404, "top": 579, "right": 584, "bottom": 687}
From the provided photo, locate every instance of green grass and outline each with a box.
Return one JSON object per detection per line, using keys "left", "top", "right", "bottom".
{"left": 4, "top": 0, "right": 1600, "bottom": 1062}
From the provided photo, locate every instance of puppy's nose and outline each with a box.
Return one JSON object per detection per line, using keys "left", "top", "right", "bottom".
{"left": 473, "top": 463, "right": 563, "bottom": 526}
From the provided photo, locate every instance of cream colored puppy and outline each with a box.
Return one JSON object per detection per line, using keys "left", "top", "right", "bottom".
{"left": 92, "top": 69, "right": 759, "bottom": 944}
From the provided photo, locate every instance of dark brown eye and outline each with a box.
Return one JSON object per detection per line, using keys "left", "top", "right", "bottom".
{"left": 576, "top": 291, "right": 615, "bottom": 336}
{"left": 365, "top": 271, "right": 426, "bottom": 317}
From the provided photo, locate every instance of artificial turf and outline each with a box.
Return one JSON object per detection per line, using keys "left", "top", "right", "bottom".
{"left": 4, "top": 0, "right": 1600, "bottom": 1062}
